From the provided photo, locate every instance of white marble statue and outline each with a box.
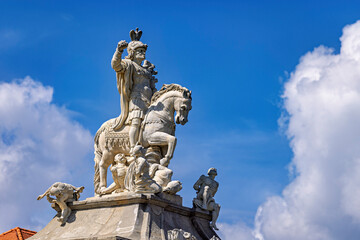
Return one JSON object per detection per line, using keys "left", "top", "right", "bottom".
{"left": 193, "top": 168, "right": 221, "bottom": 230}
{"left": 93, "top": 28, "right": 192, "bottom": 196}
{"left": 33, "top": 28, "right": 221, "bottom": 240}
{"left": 37, "top": 182, "right": 84, "bottom": 225}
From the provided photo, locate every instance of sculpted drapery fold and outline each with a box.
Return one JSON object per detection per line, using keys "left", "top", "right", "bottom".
{"left": 111, "top": 50, "right": 134, "bottom": 131}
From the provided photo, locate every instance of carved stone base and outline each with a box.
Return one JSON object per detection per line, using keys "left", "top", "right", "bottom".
{"left": 29, "top": 193, "right": 220, "bottom": 240}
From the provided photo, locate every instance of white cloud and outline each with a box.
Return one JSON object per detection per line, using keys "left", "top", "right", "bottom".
{"left": 218, "top": 221, "right": 255, "bottom": 240}
{"left": 254, "top": 20, "right": 360, "bottom": 240}
{"left": 0, "top": 77, "right": 93, "bottom": 232}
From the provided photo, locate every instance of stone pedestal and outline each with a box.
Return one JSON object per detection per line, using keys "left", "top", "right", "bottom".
{"left": 29, "top": 193, "right": 220, "bottom": 240}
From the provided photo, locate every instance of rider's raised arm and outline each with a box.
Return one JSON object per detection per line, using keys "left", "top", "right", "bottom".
{"left": 111, "top": 40, "right": 128, "bottom": 72}
{"left": 111, "top": 49, "right": 125, "bottom": 72}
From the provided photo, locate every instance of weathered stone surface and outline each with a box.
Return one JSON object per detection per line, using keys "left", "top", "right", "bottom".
{"left": 29, "top": 193, "right": 220, "bottom": 240}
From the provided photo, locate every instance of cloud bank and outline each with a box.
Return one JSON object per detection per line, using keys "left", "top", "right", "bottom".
{"left": 218, "top": 221, "right": 255, "bottom": 240}
{"left": 0, "top": 77, "right": 92, "bottom": 232}
{"left": 254, "top": 20, "right": 360, "bottom": 240}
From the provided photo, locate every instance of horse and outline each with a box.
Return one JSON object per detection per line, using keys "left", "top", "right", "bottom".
{"left": 93, "top": 84, "right": 192, "bottom": 194}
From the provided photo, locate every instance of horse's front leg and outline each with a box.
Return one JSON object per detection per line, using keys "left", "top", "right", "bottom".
{"left": 99, "top": 150, "right": 114, "bottom": 191}
{"left": 146, "top": 132, "right": 177, "bottom": 167}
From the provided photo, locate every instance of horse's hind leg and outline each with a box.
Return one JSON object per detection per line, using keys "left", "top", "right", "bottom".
{"left": 99, "top": 150, "right": 114, "bottom": 190}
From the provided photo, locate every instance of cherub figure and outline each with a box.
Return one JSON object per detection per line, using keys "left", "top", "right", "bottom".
{"left": 193, "top": 168, "right": 220, "bottom": 230}
{"left": 37, "top": 182, "right": 84, "bottom": 225}
{"left": 100, "top": 153, "right": 128, "bottom": 195}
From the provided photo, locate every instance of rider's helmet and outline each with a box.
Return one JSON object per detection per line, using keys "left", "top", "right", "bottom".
{"left": 126, "top": 28, "right": 148, "bottom": 60}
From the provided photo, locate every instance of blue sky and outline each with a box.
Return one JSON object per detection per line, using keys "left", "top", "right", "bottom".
{"left": 2, "top": 1, "right": 360, "bottom": 239}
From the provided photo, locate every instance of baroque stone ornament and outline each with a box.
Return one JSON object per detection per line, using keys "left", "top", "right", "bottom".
{"left": 37, "top": 182, "right": 84, "bottom": 226}
{"left": 168, "top": 228, "right": 197, "bottom": 240}
{"left": 193, "top": 168, "right": 221, "bottom": 230}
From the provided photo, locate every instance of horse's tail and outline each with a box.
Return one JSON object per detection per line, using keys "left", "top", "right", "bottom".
{"left": 93, "top": 143, "right": 102, "bottom": 195}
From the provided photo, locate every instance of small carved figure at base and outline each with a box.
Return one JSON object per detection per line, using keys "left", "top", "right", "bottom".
{"left": 124, "top": 145, "right": 162, "bottom": 193}
{"left": 100, "top": 153, "right": 128, "bottom": 195}
{"left": 149, "top": 163, "right": 183, "bottom": 195}
{"left": 37, "top": 182, "right": 84, "bottom": 226}
{"left": 193, "top": 168, "right": 220, "bottom": 231}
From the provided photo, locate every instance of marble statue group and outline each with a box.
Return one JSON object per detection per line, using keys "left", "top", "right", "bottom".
{"left": 35, "top": 29, "right": 221, "bottom": 239}
{"left": 93, "top": 28, "right": 192, "bottom": 197}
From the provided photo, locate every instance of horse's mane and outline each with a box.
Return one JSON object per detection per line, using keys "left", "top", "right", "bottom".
{"left": 151, "top": 84, "right": 192, "bottom": 104}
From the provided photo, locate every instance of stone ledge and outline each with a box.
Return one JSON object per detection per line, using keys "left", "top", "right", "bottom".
{"left": 29, "top": 193, "right": 219, "bottom": 240}
{"left": 69, "top": 193, "right": 211, "bottom": 221}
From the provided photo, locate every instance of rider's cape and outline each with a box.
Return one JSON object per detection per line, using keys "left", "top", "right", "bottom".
{"left": 112, "top": 58, "right": 134, "bottom": 131}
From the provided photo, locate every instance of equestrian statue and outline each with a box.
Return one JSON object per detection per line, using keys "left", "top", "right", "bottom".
{"left": 93, "top": 28, "right": 192, "bottom": 196}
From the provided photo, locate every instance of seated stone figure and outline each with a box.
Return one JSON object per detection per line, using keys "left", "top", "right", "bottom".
{"left": 100, "top": 153, "right": 128, "bottom": 195}
{"left": 37, "top": 182, "right": 84, "bottom": 225}
{"left": 193, "top": 168, "right": 220, "bottom": 230}
{"left": 124, "top": 145, "right": 162, "bottom": 193}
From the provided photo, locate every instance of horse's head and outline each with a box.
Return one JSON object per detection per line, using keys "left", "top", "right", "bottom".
{"left": 151, "top": 84, "right": 192, "bottom": 125}
{"left": 174, "top": 90, "right": 192, "bottom": 125}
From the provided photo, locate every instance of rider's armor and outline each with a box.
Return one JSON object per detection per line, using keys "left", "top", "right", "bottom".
{"left": 127, "top": 62, "right": 154, "bottom": 124}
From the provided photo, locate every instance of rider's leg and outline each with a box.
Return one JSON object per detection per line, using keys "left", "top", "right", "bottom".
{"left": 129, "top": 118, "right": 141, "bottom": 151}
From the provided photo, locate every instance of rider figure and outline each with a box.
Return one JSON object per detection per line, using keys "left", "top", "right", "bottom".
{"left": 111, "top": 28, "right": 157, "bottom": 153}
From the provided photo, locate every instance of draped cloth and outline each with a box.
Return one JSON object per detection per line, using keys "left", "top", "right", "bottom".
{"left": 111, "top": 58, "right": 134, "bottom": 131}
{"left": 124, "top": 161, "right": 136, "bottom": 192}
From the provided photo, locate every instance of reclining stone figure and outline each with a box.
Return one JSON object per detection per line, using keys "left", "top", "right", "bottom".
{"left": 37, "top": 182, "right": 84, "bottom": 225}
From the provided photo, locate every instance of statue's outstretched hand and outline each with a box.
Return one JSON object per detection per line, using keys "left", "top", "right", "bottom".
{"left": 117, "top": 40, "right": 128, "bottom": 51}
